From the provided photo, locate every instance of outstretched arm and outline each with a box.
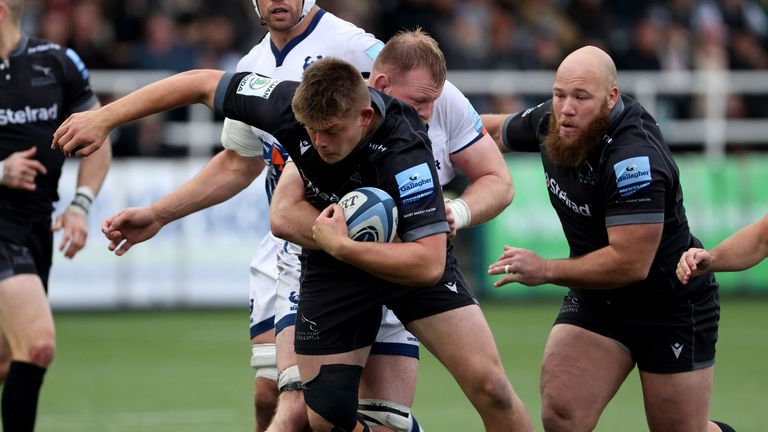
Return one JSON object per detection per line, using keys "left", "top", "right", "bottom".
{"left": 52, "top": 69, "right": 225, "bottom": 157}
{"left": 677, "top": 214, "right": 768, "bottom": 284}
{"left": 102, "top": 149, "right": 264, "bottom": 255}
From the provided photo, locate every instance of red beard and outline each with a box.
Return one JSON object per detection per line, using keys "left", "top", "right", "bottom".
{"left": 543, "top": 103, "right": 610, "bottom": 168}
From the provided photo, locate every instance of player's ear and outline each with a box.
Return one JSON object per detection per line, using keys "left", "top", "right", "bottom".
{"left": 607, "top": 86, "right": 619, "bottom": 110}
{"left": 360, "top": 106, "right": 374, "bottom": 127}
{"left": 370, "top": 73, "right": 389, "bottom": 93}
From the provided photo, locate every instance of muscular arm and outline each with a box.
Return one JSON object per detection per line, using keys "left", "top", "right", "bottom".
{"left": 151, "top": 149, "right": 264, "bottom": 225}
{"left": 270, "top": 162, "right": 320, "bottom": 249}
{"left": 450, "top": 134, "right": 513, "bottom": 225}
{"left": 53, "top": 69, "right": 225, "bottom": 156}
{"left": 313, "top": 203, "right": 447, "bottom": 286}
{"left": 546, "top": 223, "right": 662, "bottom": 289}
{"left": 480, "top": 114, "right": 512, "bottom": 154}
{"left": 492, "top": 223, "right": 662, "bottom": 289}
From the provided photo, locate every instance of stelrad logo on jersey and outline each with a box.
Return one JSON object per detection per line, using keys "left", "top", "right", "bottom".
{"left": 0, "top": 104, "right": 58, "bottom": 126}
{"left": 545, "top": 172, "right": 592, "bottom": 216}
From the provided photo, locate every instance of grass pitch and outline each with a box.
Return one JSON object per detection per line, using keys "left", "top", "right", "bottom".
{"left": 37, "top": 298, "right": 768, "bottom": 431}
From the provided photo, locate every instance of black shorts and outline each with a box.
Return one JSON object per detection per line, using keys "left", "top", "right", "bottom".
{"left": 294, "top": 248, "right": 477, "bottom": 355}
{"left": 554, "top": 280, "right": 719, "bottom": 374}
{"left": 0, "top": 217, "right": 53, "bottom": 290}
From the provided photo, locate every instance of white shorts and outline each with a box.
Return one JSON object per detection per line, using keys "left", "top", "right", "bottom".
{"left": 274, "top": 242, "right": 420, "bottom": 359}
{"left": 248, "top": 232, "right": 282, "bottom": 339}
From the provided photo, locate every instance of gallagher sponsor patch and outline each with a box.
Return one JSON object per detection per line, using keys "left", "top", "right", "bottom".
{"left": 236, "top": 74, "right": 281, "bottom": 99}
{"left": 395, "top": 162, "right": 435, "bottom": 204}
{"left": 613, "top": 156, "right": 651, "bottom": 197}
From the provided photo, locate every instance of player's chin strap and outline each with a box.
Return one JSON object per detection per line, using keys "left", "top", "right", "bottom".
{"left": 251, "top": 343, "right": 278, "bottom": 381}
{"left": 358, "top": 399, "right": 425, "bottom": 432}
{"left": 251, "top": 0, "right": 316, "bottom": 26}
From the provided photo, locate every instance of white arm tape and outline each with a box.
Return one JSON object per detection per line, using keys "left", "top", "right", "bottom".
{"left": 446, "top": 198, "right": 471, "bottom": 229}
{"left": 221, "top": 118, "right": 263, "bottom": 157}
{"left": 0, "top": 160, "right": 4, "bottom": 184}
{"left": 278, "top": 365, "right": 302, "bottom": 392}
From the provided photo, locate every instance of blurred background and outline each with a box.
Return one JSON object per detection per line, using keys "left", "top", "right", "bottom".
{"left": 32, "top": 0, "right": 768, "bottom": 308}
{"left": 16, "top": 0, "right": 768, "bottom": 430}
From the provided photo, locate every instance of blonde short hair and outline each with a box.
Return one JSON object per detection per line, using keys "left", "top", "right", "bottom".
{"left": 292, "top": 57, "right": 370, "bottom": 130}
{"left": 372, "top": 28, "right": 446, "bottom": 88}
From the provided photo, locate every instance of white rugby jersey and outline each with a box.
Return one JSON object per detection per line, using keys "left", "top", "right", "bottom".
{"left": 428, "top": 80, "right": 486, "bottom": 186}
{"left": 230, "top": 9, "right": 383, "bottom": 202}
{"left": 230, "top": 9, "right": 382, "bottom": 276}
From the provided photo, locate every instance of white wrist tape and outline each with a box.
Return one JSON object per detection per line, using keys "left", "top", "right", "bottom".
{"left": 446, "top": 198, "right": 471, "bottom": 229}
{"left": 68, "top": 186, "right": 96, "bottom": 216}
{"left": 0, "top": 160, "right": 5, "bottom": 185}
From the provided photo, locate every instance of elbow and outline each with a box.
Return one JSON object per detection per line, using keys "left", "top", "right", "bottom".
{"left": 419, "top": 257, "right": 446, "bottom": 286}
{"left": 270, "top": 216, "right": 290, "bottom": 240}
{"left": 501, "top": 182, "right": 514, "bottom": 208}
{"left": 624, "top": 263, "right": 651, "bottom": 284}
{"left": 497, "top": 171, "right": 514, "bottom": 209}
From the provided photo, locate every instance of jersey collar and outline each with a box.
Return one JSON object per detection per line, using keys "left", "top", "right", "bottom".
{"left": 608, "top": 94, "right": 625, "bottom": 126}
{"left": 10, "top": 33, "right": 29, "bottom": 58}
{"left": 270, "top": 9, "right": 326, "bottom": 67}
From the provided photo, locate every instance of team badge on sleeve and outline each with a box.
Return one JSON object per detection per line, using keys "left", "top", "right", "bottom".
{"left": 468, "top": 104, "right": 483, "bottom": 134}
{"left": 236, "top": 73, "right": 281, "bottom": 99}
{"left": 613, "top": 156, "right": 651, "bottom": 197}
{"left": 395, "top": 162, "right": 435, "bottom": 205}
{"left": 366, "top": 41, "right": 384, "bottom": 61}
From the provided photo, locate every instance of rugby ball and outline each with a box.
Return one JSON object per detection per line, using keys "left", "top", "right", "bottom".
{"left": 340, "top": 187, "right": 398, "bottom": 243}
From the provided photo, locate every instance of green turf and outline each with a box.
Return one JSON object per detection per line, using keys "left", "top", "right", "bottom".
{"left": 35, "top": 298, "right": 768, "bottom": 431}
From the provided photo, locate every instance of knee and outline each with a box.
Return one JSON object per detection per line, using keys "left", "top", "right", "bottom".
{"left": 468, "top": 370, "right": 516, "bottom": 411}
{"left": 303, "top": 364, "right": 363, "bottom": 431}
{"left": 541, "top": 399, "right": 597, "bottom": 432}
{"left": 28, "top": 341, "right": 55, "bottom": 368}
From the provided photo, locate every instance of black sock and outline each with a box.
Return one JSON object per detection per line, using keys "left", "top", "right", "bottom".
{"left": 1, "top": 361, "right": 47, "bottom": 432}
{"left": 713, "top": 420, "right": 736, "bottom": 432}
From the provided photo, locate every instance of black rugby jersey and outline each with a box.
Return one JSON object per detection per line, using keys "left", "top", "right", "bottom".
{"left": 501, "top": 95, "right": 709, "bottom": 298}
{"left": 214, "top": 72, "right": 449, "bottom": 269}
{"left": 0, "top": 35, "right": 97, "bottom": 220}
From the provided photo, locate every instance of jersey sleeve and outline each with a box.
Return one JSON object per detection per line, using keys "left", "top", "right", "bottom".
{"left": 339, "top": 29, "right": 383, "bottom": 74}
{"left": 214, "top": 72, "right": 297, "bottom": 133}
{"left": 602, "top": 137, "right": 669, "bottom": 227}
{"left": 439, "top": 81, "right": 486, "bottom": 154}
{"left": 378, "top": 136, "right": 449, "bottom": 242}
{"left": 59, "top": 47, "right": 97, "bottom": 113}
{"left": 501, "top": 100, "right": 552, "bottom": 153}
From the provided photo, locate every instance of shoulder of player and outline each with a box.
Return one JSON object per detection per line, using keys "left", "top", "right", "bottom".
{"left": 314, "top": 9, "right": 363, "bottom": 33}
